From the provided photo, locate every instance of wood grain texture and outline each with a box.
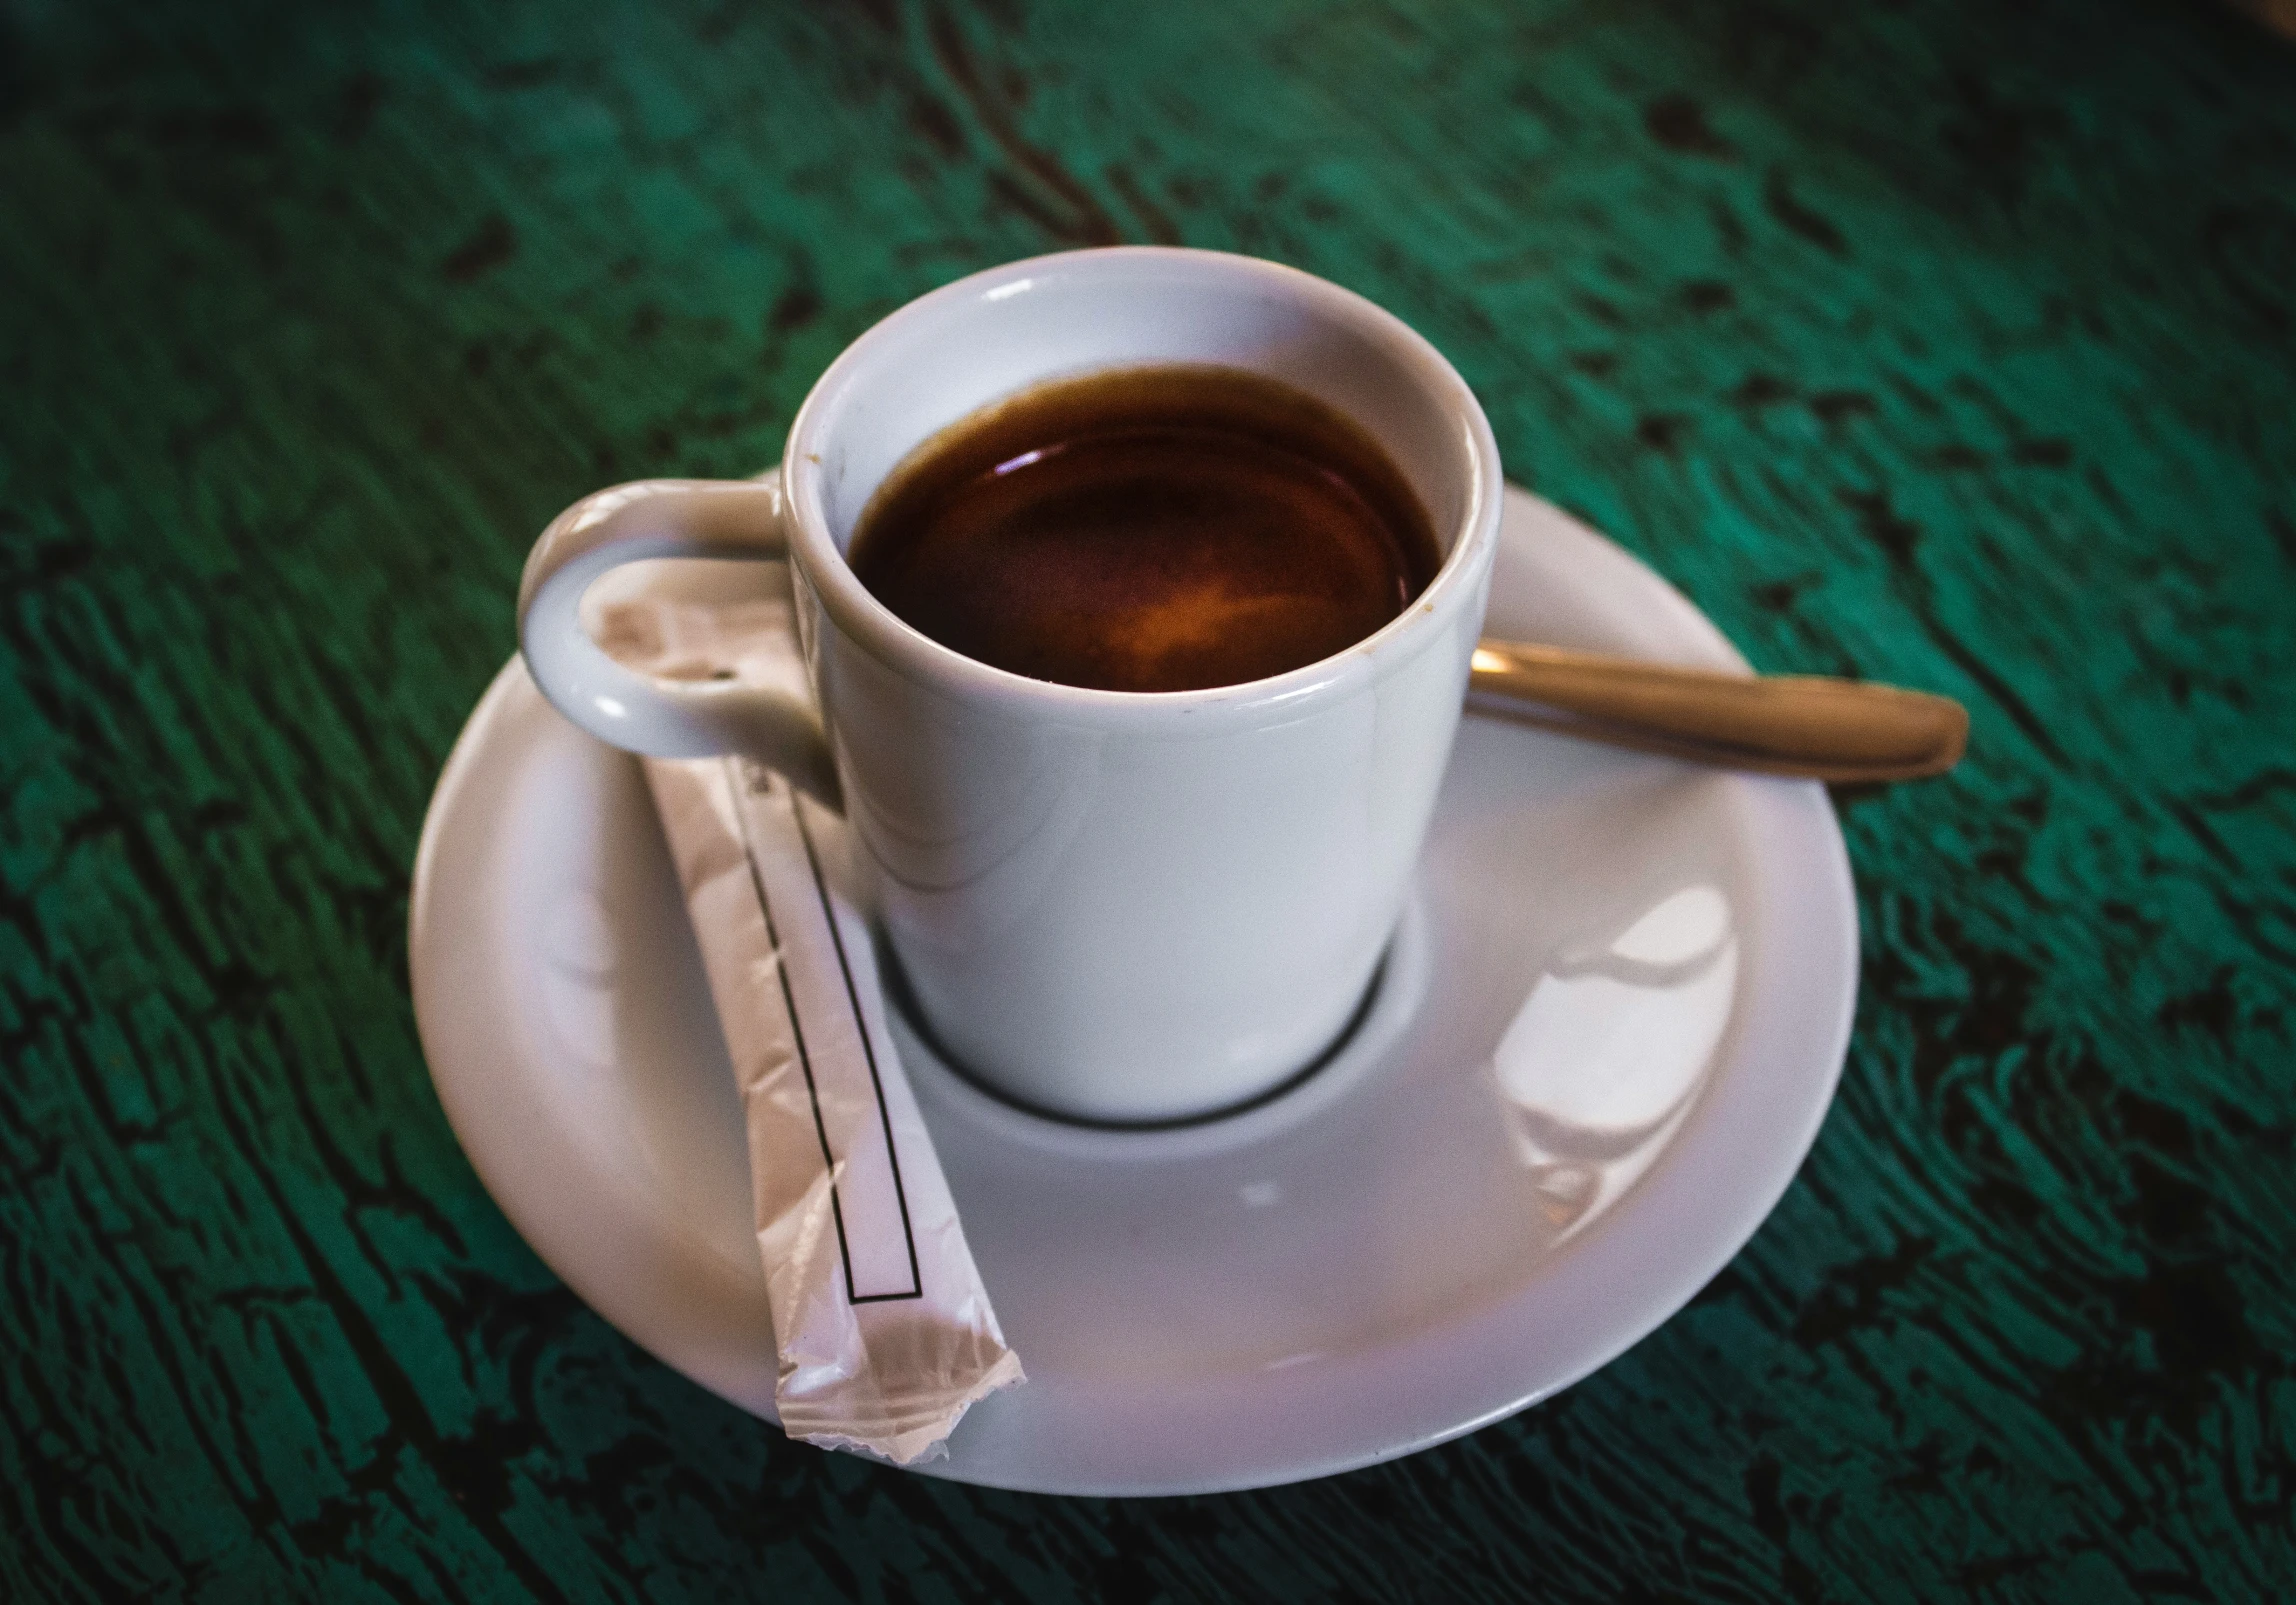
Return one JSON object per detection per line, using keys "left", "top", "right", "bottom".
{"left": 1, "top": 0, "right": 2291, "bottom": 1598}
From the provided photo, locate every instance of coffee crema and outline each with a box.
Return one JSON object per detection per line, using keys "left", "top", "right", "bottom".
{"left": 846, "top": 365, "right": 1442, "bottom": 693}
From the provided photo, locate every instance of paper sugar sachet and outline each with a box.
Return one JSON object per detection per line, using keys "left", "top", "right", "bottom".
{"left": 593, "top": 573, "right": 1023, "bottom": 1466}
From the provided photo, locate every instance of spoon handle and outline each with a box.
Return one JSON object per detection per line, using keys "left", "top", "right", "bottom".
{"left": 1467, "top": 640, "right": 1968, "bottom": 783}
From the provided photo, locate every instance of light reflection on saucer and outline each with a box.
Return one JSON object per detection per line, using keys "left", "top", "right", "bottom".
{"left": 1493, "top": 882, "right": 1738, "bottom": 1241}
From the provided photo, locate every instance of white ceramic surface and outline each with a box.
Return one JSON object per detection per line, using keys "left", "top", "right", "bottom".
{"left": 412, "top": 486, "right": 1859, "bottom": 1496}
{"left": 516, "top": 248, "right": 1502, "bottom": 1123}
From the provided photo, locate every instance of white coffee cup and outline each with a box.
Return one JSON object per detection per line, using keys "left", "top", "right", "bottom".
{"left": 518, "top": 247, "right": 1500, "bottom": 1124}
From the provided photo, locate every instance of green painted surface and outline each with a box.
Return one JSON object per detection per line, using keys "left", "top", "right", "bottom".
{"left": 2, "top": 0, "right": 2292, "bottom": 1598}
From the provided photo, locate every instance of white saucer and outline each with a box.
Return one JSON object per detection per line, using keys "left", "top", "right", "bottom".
{"left": 410, "top": 486, "right": 1857, "bottom": 1496}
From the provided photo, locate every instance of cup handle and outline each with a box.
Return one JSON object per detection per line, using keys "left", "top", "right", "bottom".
{"left": 516, "top": 473, "right": 838, "bottom": 801}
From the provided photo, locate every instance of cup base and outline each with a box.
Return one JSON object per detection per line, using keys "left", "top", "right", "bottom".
{"left": 875, "top": 902, "right": 1430, "bottom": 1134}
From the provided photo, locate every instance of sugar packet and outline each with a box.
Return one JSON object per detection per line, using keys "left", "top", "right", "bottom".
{"left": 594, "top": 576, "right": 1023, "bottom": 1465}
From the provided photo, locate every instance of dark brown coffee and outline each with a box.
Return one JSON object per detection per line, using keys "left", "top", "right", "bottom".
{"left": 847, "top": 365, "right": 1442, "bottom": 693}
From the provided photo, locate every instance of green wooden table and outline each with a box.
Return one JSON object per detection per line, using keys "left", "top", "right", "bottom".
{"left": 5, "top": 0, "right": 2293, "bottom": 1598}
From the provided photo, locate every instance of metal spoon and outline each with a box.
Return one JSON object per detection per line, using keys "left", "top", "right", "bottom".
{"left": 1468, "top": 640, "right": 1967, "bottom": 783}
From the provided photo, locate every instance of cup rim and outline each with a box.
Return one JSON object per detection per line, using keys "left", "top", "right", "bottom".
{"left": 781, "top": 246, "right": 1500, "bottom": 725}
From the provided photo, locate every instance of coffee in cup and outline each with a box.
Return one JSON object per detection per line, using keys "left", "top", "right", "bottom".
{"left": 847, "top": 364, "right": 1442, "bottom": 694}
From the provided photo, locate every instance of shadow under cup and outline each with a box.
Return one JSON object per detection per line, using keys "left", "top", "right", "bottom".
{"left": 779, "top": 248, "right": 1501, "bottom": 1125}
